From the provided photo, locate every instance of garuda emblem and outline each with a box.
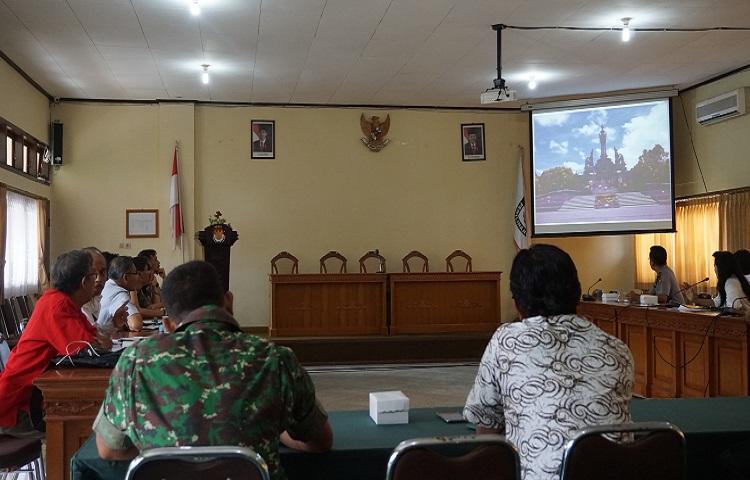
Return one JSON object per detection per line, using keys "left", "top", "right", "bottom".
{"left": 360, "top": 114, "right": 391, "bottom": 152}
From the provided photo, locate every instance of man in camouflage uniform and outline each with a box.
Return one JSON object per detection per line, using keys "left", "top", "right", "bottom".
{"left": 93, "top": 261, "right": 333, "bottom": 479}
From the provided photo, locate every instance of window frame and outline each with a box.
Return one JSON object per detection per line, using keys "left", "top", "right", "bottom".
{"left": 0, "top": 115, "right": 50, "bottom": 185}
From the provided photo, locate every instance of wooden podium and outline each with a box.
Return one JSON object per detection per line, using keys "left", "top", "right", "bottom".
{"left": 196, "top": 224, "right": 238, "bottom": 291}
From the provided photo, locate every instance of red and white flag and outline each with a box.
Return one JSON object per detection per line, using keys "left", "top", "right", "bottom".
{"left": 170, "top": 146, "right": 183, "bottom": 249}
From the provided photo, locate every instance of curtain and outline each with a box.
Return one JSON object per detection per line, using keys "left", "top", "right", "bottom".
{"left": 635, "top": 196, "right": 719, "bottom": 294}
{"left": 673, "top": 197, "right": 720, "bottom": 293}
{"left": 37, "top": 198, "right": 49, "bottom": 291}
{"left": 719, "top": 190, "right": 750, "bottom": 252}
{"left": 0, "top": 184, "right": 6, "bottom": 302}
{"left": 4, "top": 190, "right": 40, "bottom": 297}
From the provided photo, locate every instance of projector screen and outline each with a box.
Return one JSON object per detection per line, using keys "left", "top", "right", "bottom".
{"left": 530, "top": 98, "right": 675, "bottom": 236}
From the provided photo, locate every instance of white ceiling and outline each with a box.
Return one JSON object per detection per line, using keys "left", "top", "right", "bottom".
{"left": 1, "top": 0, "right": 749, "bottom": 107}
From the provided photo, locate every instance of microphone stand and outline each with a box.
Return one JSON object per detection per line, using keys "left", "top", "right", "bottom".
{"left": 581, "top": 278, "right": 602, "bottom": 302}
{"left": 667, "top": 277, "right": 710, "bottom": 306}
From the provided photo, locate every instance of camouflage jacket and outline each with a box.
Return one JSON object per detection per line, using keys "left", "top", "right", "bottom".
{"left": 94, "top": 305, "right": 327, "bottom": 480}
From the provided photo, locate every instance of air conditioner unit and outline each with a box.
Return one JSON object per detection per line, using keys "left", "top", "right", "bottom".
{"left": 696, "top": 87, "right": 749, "bottom": 125}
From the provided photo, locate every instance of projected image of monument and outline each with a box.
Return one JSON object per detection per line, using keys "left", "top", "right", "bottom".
{"left": 531, "top": 99, "right": 673, "bottom": 235}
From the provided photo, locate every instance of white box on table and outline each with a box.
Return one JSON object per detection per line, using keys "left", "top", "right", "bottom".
{"left": 369, "top": 390, "right": 409, "bottom": 425}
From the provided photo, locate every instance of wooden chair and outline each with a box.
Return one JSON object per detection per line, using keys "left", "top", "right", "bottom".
{"left": 402, "top": 251, "right": 429, "bottom": 273}
{"left": 559, "top": 422, "right": 686, "bottom": 480}
{"left": 446, "top": 250, "right": 472, "bottom": 272}
{"left": 320, "top": 251, "right": 347, "bottom": 273}
{"left": 359, "top": 250, "right": 386, "bottom": 273}
{"left": 270, "top": 251, "right": 299, "bottom": 274}
{"left": 125, "top": 446, "right": 269, "bottom": 480}
{"left": 386, "top": 434, "right": 520, "bottom": 480}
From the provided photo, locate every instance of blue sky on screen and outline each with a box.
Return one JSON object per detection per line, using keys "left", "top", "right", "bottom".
{"left": 532, "top": 99, "right": 670, "bottom": 174}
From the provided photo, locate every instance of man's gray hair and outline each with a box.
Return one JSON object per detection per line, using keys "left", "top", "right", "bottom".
{"left": 108, "top": 255, "right": 135, "bottom": 280}
{"left": 51, "top": 250, "right": 92, "bottom": 294}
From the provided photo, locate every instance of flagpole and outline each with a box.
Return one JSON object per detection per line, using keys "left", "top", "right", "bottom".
{"left": 175, "top": 140, "right": 186, "bottom": 264}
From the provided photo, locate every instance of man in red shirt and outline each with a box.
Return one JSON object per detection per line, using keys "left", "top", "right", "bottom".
{"left": 0, "top": 249, "right": 110, "bottom": 437}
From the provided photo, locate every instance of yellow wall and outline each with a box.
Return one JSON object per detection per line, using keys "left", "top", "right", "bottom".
{"left": 674, "top": 68, "right": 750, "bottom": 196}
{"left": 0, "top": 57, "right": 50, "bottom": 198}
{"left": 51, "top": 102, "right": 530, "bottom": 325}
{"left": 49, "top": 102, "right": 197, "bottom": 274}
{"left": 57, "top": 72, "right": 750, "bottom": 326}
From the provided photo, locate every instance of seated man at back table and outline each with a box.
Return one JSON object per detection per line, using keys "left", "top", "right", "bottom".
{"left": 647, "top": 245, "right": 684, "bottom": 304}
{"left": 98, "top": 256, "right": 144, "bottom": 332}
{"left": 0, "top": 250, "right": 113, "bottom": 438}
{"left": 464, "top": 244, "right": 634, "bottom": 480}
{"left": 93, "top": 261, "right": 333, "bottom": 479}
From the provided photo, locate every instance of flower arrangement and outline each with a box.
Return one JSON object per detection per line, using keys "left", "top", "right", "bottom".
{"left": 208, "top": 211, "right": 232, "bottom": 228}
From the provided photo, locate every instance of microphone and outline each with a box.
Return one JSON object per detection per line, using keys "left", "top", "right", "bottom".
{"left": 668, "top": 277, "right": 710, "bottom": 304}
{"left": 582, "top": 278, "right": 602, "bottom": 301}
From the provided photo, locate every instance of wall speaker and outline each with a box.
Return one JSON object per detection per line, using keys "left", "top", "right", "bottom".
{"left": 50, "top": 121, "right": 63, "bottom": 165}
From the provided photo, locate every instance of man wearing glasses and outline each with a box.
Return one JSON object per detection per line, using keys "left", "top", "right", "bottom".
{"left": 98, "top": 256, "right": 144, "bottom": 332}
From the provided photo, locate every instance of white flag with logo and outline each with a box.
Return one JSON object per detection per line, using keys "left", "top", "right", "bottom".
{"left": 513, "top": 147, "right": 530, "bottom": 250}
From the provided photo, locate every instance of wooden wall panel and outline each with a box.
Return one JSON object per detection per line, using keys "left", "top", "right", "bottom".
{"left": 579, "top": 302, "right": 749, "bottom": 398}
{"left": 389, "top": 272, "right": 502, "bottom": 335}
{"left": 270, "top": 274, "right": 387, "bottom": 336}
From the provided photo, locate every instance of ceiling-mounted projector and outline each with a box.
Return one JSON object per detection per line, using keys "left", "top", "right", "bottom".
{"left": 481, "top": 87, "right": 517, "bottom": 104}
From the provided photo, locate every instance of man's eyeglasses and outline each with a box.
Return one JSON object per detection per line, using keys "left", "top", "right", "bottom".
{"left": 123, "top": 271, "right": 139, "bottom": 277}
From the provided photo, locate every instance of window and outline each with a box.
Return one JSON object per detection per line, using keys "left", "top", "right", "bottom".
{"left": 4, "top": 190, "right": 40, "bottom": 297}
{"left": 0, "top": 117, "right": 50, "bottom": 184}
{"left": 5, "top": 136, "right": 11, "bottom": 167}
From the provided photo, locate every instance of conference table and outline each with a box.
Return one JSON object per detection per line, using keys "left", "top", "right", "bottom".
{"left": 270, "top": 272, "right": 503, "bottom": 336}
{"left": 578, "top": 301, "right": 750, "bottom": 398}
{"left": 70, "top": 398, "right": 750, "bottom": 480}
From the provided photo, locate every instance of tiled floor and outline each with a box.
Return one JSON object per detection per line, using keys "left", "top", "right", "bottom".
{"left": 308, "top": 363, "right": 479, "bottom": 411}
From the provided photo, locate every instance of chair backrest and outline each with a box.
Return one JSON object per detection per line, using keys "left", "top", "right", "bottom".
{"left": 1, "top": 300, "right": 19, "bottom": 337}
{"left": 9, "top": 298, "right": 28, "bottom": 330}
{"left": 13, "top": 296, "right": 30, "bottom": 318}
{"left": 320, "top": 251, "right": 347, "bottom": 273}
{"left": 125, "top": 446, "right": 270, "bottom": 480}
{"left": 0, "top": 307, "right": 11, "bottom": 338}
{"left": 559, "top": 422, "right": 686, "bottom": 480}
{"left": 359, "top": 250, "right": 386, "bottom": 273}
{"left": 270, "top": 251, "right": 299, "bottom": 274}
{"left": 446, "top": 250, "right": 472, "bottom": 272}
{"left": 402, "top": 251, "right": 429, "bottom": 273}
{"left": 386, "top": 434, "right": 520, "bottom": 480}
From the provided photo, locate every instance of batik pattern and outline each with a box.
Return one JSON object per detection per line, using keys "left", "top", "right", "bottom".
{"left": 464, "top": 314, "right": 633, "bottom": 480}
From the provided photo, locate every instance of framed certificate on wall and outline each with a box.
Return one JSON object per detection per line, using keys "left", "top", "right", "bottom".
{"left": 126, "top": 209, "right": 159, "bottom": 238}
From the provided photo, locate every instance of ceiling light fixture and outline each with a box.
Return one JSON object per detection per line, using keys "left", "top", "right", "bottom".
{"left": 528, "top": 76, "right": 537, "bottom": 90}
{"left": 201, "top": 64, "right": 210, "bottom": 84}
{"left": 190, "top": 0, "right": 201, "bottom": 16}
{"left": 621, "top": 17, "right": 632, "bottom": 42}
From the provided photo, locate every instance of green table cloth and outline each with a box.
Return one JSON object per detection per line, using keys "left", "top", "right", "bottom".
{"left": 72, "top": 398, "right": 750, "bottom": 480}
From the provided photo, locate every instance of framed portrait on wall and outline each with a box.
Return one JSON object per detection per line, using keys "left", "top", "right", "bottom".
{"left": 461, "top": 123, "right": 486, "bottom": 161}
{"left": 251, "top": 120, "right": 275, "bottom": 159}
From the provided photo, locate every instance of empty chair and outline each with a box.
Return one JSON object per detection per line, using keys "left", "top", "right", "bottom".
{"left": 13, "top": 296, "right": 30, "bottom": 319}
{"left": 386, "top": 434, "right": 520, "bottom": 480}
{"left": 559, "top": 422, "right": 686, "bottom": 480}
{"left": 402, "top": 251, "right": 429, "bottom": 273}
{"left": 0, "top": 340, "right": 46, "bottom": 480}
{"left": 270, "top": 251, "right": 299, "bottom": 274}
{"left": 359, "top": 250, "right": 386, "bottom": 273}
{"left": 320, "top": 251, "right": 347, "bottom": 273}
{"left": 9, "top": 297, "right": 28, "bottom": 331}
{"left": 125, "top": 446, "right": 270, "bottom": 480}
{"left": 1, "top": 300, "right": 20, "bottom": 337}
{"left": 446, "top": 250, "right": 472, "bottom": 272}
